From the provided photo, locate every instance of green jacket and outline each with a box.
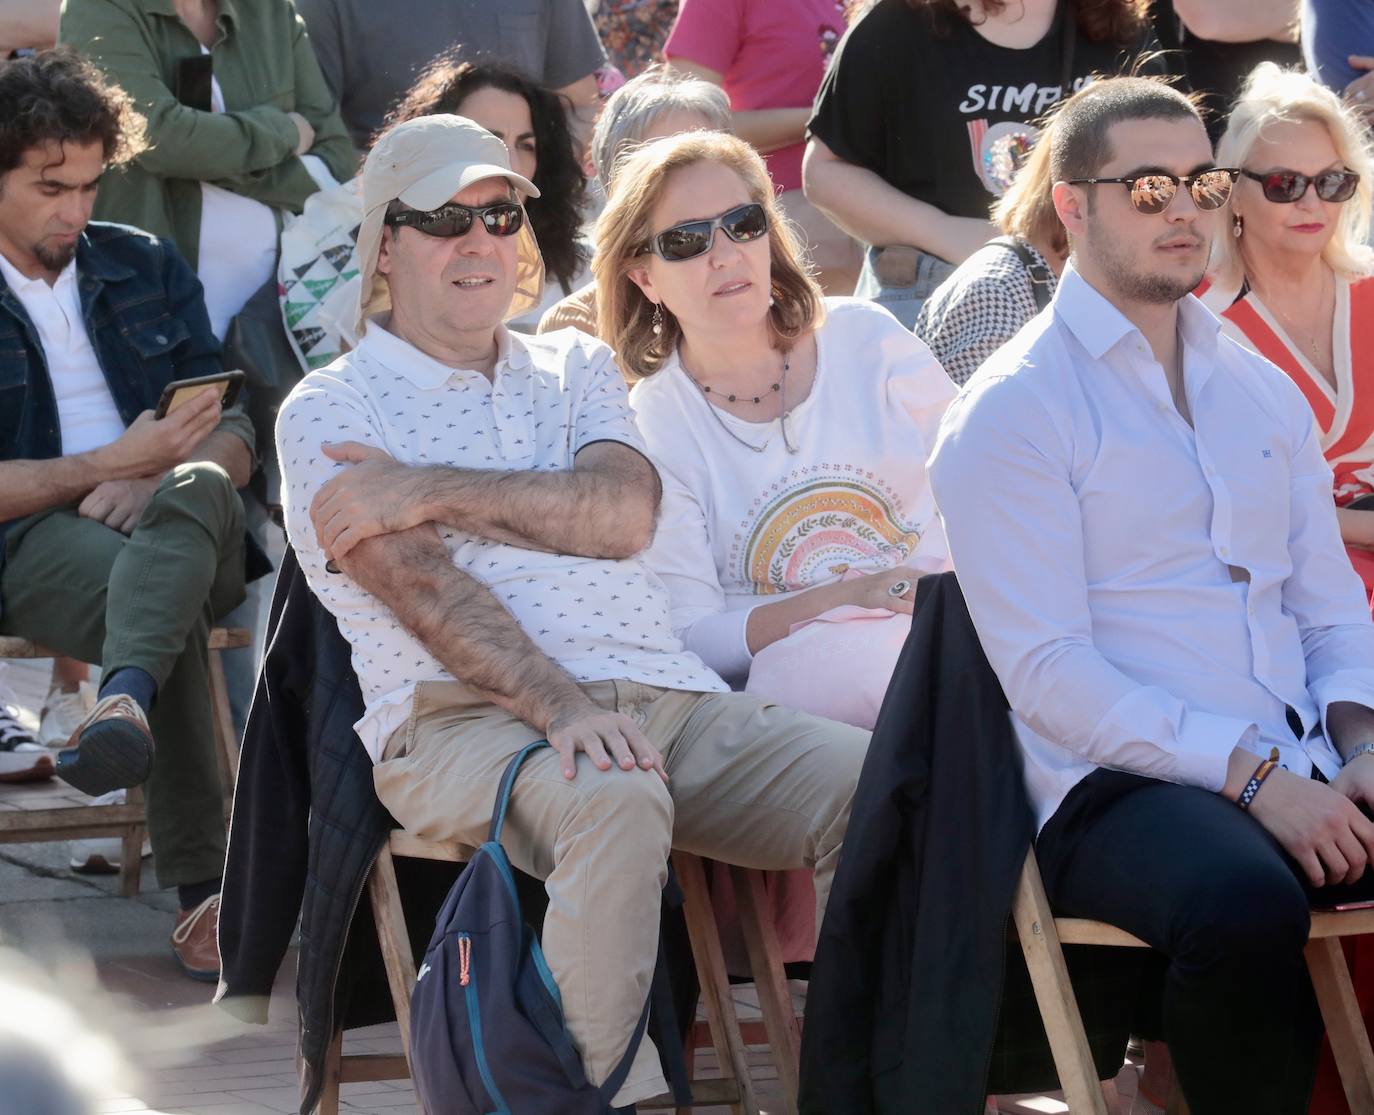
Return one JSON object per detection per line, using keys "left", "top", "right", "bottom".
{"left": 59, "top": 0, "right": 357, "bottom": 270}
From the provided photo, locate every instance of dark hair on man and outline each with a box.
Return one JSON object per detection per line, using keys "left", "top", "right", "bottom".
{"left": 0, "top": 47, "right": 146, "bottom": 177}
{"left": 1049, "top": 75, "right": 1201, "bottom": 183}
{"left": 379, "top": 52, "right": 588, "bottom": 292}
{"left": 906, "top": 0, "right": 1150, "bottom": 44}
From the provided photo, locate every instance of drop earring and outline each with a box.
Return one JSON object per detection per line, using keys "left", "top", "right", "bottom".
{"left": 1233, "top": 213, "right": 1244, "bottom": 239}
{"left": 651, "top": 303, "right": 664, "bottom": 335}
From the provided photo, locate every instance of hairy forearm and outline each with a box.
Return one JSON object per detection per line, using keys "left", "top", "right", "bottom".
{"left": 410, "top": 458, "right": 655, "bottom": 559}
{"left": 338, "top": 524, "right": 591, "bottom": 730}
{"left": 194, "top": 430, "right": 253, "bottom": 489}
{"left": 1328, "top": 701, "right": 1374, "bottom": 762}
{"left": 0, "top": 452, "right": 111, "bottom": 521}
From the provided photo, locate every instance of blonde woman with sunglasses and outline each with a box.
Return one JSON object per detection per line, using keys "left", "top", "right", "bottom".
{"left": 1200, "top": 63, "right": 1374, "bottom": 595}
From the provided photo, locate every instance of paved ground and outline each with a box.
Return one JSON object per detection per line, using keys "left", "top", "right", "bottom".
{"left": 1, "top": 656, "right": 1152, "bottom": 1115}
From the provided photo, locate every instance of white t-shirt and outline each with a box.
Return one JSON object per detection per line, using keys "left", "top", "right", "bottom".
{"left": 0, "top": 253, "right": 125, "bottom": 456}
{"left": 276, "top": 320, "right": 726, "bottom": 761}
{"left": 631, "top": 297, "right": 957, "bottom": 682}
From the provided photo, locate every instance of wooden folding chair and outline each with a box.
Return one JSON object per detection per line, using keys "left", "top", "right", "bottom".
{"left": 0, "top": 628, "right": 249, "bottom": 895}
{"left": 1013, "top": 848, "right": 1374, "bottom": 1114}
{"left": 317, "top": 841, "right": 802, "bottom": 1115}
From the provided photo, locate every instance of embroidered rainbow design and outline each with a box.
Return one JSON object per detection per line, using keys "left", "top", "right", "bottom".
{"left": 738, "top": 478, "right": 920, "bottom": 595}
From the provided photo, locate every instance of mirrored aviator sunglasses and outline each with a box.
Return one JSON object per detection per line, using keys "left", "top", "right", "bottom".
{"left": 1067, "top": 168, "right": 1240, "bottom": 215}
{"left": 642, "top": 202, "right": 770, "bottom": 262}
{"left": 1241, "top": 168, "right": 1361, "bottom": 204}
{"left": 384, "top": 200, "right": 525, "bottom": 238}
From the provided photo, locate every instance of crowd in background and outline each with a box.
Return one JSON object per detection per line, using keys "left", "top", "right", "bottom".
{"left": 2, "top": 0, "right": 1374, "bottom": 1111}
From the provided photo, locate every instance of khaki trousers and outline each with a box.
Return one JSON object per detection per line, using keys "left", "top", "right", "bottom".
{"left": 373, "top": 678, "right": 869, "bottom": 1106}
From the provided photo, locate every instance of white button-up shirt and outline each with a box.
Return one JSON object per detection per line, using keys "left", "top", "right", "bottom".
{"left": 0, "top": 253, "right": 125, "bottom": 456}
{"left": 929, "top": 266, "right": 1374, "bottom": 831}
{"left": 277, "top": 320, "right": 725, "bottom": 762}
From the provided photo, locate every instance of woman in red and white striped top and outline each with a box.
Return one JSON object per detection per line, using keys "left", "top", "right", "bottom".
{"left": 1200, "top": 63, "right": 1374, "bottom": 596}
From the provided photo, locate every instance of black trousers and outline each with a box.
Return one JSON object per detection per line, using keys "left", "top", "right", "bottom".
{"left": 1036, "top": 768, "right": 1374, "bottom": 1115}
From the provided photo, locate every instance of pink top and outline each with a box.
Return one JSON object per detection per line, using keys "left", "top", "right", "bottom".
{"left": 664, "top": 0, "right": 848, "bottom": 193}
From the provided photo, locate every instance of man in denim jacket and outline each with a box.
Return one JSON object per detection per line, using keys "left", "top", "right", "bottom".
{"left": 0, "top": 49, "right": 254, "bottom": 981}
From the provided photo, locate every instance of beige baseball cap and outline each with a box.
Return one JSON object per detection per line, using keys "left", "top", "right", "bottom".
{"left": 353, "top": 113, "right": 544, "bottom": 333}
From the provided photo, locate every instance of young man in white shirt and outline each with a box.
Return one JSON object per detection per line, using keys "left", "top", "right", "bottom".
{"left": 929, "top": 76, "right": 1374, "bottom": 1112}
{"left": 0, "top": 50, "right": 255, "bottom": 980}
{"left": 275, "top": 114, "right": 868, "bottom": 1111}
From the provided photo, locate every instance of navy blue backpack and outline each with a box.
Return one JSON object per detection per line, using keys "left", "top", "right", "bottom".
{"left": 408, "top": 739, "right": 652, "bottom": 1114}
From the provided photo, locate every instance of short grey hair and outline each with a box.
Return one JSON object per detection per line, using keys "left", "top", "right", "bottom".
{"left": 590, "top": 63, "right": 733, "bottom": 186}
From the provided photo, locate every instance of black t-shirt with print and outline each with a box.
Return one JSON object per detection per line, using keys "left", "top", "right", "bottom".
{"left": 808, "top": 0, "right": 1160, "bottom": 220}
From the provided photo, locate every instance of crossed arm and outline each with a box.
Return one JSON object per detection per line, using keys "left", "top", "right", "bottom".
{"left": 329, "top": 509, "right": 668, "bottom": 783}
{"left": 309, "top": 438, "right": 660, "bottom": 563}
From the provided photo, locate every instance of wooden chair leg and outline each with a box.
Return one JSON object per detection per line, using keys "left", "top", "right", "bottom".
{"left": 1011, "top": 852, "right": 1111, "bottom": 1115}
{"left": 677, "top": 1035, "right": 696, "bottom": 1115}
{"left": 674, "top": 852, "right": 756, "bottom": 1115}
{"left": 368, "top": 843, "right": 418, "bottom": 1065}
{"left": 730, "top": 866, "right": 801, "bottom": 1114}
{"left": 317, "top": 1027, "right": 343, "bottom": 1115}
{"left": 206, "top": 646, "right": 237, "bottom": 828}
{"left": 117, "top": 785, "right": 144, "bottom": 898}
{"left": 1306, "top": 936, "right": 1374, "bottom": 1113}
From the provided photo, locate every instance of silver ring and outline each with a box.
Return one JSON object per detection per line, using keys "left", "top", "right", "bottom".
{"left": 1358, "top": 89, "right": 1369, "bottom": 102}
{"left": 887, "top": 579, "right": 912, "bottom": 598}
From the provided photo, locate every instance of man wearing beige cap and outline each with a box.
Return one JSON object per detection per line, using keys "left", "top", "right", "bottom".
{"left": 274, "top": 113, "right": 868, "bottom": 1109}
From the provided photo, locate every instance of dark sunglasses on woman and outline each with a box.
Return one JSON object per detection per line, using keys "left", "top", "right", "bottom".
{"left": 1241, "top": 168, "right": 1361, "bottom": 204}
{"left": 383, "top": 200, "right": 525, "bottom": 238}
{"left": 1064, "top": 168, "right": 1240, "bottom": 215}
{"left": 640, "top": 202, "right": 769, "bottom": 262}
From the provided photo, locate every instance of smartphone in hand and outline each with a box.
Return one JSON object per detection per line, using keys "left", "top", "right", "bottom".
{"left": 154, "top": 370, "right": 245, "bottom": 419}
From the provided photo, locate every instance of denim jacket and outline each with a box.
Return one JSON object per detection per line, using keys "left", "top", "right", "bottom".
{"left": 0, "top": 222, "right": 255, "bottom": 538}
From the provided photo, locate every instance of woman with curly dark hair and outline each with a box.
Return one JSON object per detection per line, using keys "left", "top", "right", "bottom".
{"left": 803, "top": 0, "right": 1160, "bottom": 327}
{"left": 383, "top": 54, "right": 590, "bottom": 298}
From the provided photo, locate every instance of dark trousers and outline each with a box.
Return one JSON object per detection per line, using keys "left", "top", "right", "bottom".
{"left": 1036, "top": 768, "right": 1374, "bottom": 1115}
{"left": 0, "top": 462, "right": 245, "bottom": 886}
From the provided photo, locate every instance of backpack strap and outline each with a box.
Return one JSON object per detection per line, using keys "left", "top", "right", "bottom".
{"left": 988, "top": 236, "right": 1056, "bottom": 312}
{"left": 488, "top": 739, "right": 551, "bottom": 845}
{"left": 597, "top": 992, "right": 654, "bottom": 1106}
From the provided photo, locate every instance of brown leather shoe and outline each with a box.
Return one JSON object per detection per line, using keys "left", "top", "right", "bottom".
{"left": 56, "top": 693, "right": 154, "bottom": 796}
{"left": 171, "top": 893, "right": 221, "bottom": 982}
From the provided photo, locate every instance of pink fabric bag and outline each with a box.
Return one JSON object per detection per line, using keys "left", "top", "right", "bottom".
{"left": 711, "top": 599, "right": 910, "bottom": 972}
{"left": 745, "top": 603, "right": 912, "bottom": 730}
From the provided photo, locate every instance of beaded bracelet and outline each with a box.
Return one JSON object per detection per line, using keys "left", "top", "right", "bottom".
{"left": 1237, "top": 747, "right": 1282, "bottom": 811}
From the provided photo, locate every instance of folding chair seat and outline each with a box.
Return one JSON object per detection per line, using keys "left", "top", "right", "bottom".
{"left": 1013, "top": 848, "right": 1374, "bottom": 1114}
{"left": 0, "top": 628, "right": 249, "bottom": 895}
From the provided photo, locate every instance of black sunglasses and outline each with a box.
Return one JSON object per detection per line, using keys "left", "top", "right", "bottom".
{"left": 640, "top": 202, "right": 769, "bottom": 262}
{"left": 1241, "top": 168, "right": 1360, "bottom": 204}
{"left": 384, "top": 200, "right": 525, "bottom": 238}
{"left": 1065, "top": 168, "right": 1240, "bottom": 214}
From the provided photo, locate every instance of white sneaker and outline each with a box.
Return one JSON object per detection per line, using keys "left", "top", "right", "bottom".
{"left": 0, "top": 683, "right": 51, "bottom": 783}
{"left": 68, "top": 789, "right": 152, "bottom": 873}
{"left": 39, "top": 681, "right": 96, "bottom": 749}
